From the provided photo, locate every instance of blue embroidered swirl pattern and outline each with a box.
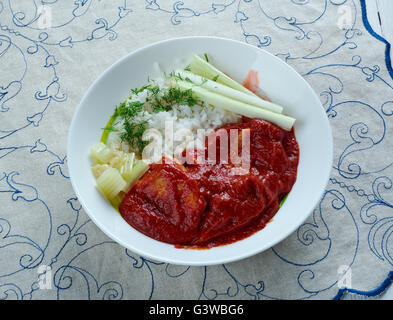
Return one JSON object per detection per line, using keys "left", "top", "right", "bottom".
{"left": 1, "top": 0, "right": 393, "bottom": 300}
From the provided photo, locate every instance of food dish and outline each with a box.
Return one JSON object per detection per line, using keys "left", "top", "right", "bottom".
{"left": 67, "top": 36, "right": 333, "bottom": 265}
{"left": 89, "top": 54, "right": 299, "bottom": 248}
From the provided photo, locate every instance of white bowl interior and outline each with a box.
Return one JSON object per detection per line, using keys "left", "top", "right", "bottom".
{"left": 67, "top": 36, "right": 333, "bottom": 266}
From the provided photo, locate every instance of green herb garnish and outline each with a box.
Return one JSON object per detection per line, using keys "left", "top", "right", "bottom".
{"left": 120, "top": 120, "right": 149, "bottom": 153}
{"left": 151, "top": 96, "right": 171, "bottom": 113}
{"left": 114, "top": 100, "right": 147, "bottom": 153}
{"left": 131, "top": 85, "right": 151, "bottom": 95}
{"left": 212, "top": 75, "right": 219, "bottom": 82}
{"left": 118, "top": 101, "right": 144, "bottom": 118}
{"left": 112, "top": 82, "right": 202, "bottom": 153}
{"left": 162, "top": 87, "right": 199, "bottom": 106}
{"left": 147, "top": 85, "right": 160, "bottom": 96}
{"left": 204, "top": 53, "right": 209, "bottom": 62}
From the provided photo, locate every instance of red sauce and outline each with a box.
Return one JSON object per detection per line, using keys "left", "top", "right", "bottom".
{"left": 119, "top": 118, "right": 299, "bottom": 248}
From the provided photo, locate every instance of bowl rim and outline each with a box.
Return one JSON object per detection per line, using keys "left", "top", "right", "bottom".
{"left": 67, "top": 35, "right": 333, "bottom": 266}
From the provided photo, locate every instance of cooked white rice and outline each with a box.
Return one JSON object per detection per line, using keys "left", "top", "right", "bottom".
{"left": 106, "top": 67, "right": 240, "bottom": 159}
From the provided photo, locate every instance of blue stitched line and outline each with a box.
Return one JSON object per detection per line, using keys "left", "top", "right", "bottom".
{"left": 333, "top": 270, "right": 393, "bottom": 300}
{"left": 332, "top": 1, "right": 393, "bottom": 300}
{"left": 360, "top": 0, "right": 393, "bottom": 80}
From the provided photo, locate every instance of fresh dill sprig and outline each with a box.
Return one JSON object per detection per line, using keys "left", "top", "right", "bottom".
{"left": 147, "top": 85, "right": 160, "bottom": 95}
{"left": 162, "top": 87, "right": 199, "bottom": 106}
{"left": 114, "top": 99, "right": 148, "bottom": 153}
{"left": 151, "top": 96, "right": 171, "bottom": 113}
{"left": 170, "top": 72, "right": 207, "bottom": 87}
{"left": 120, "top": 119, "right": 149, "bottom": 153}
{"left": 110, "top": 79, "right": 203, "bottom": 153}
{"left": 131, "top": 84, "right": 151, "bottom": 95}
{"left": 118, "top": 101, "right": 144, "bottom": 119}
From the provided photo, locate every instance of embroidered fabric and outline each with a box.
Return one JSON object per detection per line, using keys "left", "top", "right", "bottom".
{"left": 1, "top": 0, "right": 392, "bottom": 300}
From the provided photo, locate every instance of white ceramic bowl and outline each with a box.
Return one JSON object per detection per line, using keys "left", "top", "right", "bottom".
{"left": 67, "top": 36, "right": 333, "bottom": 266}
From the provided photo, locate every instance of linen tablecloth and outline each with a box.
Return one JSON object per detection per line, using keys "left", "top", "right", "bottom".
{"left": 1, "top": 0, "right": 393, "bottom": 300}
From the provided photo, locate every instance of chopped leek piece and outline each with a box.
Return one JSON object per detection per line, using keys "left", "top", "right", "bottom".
{"left": 175, "top": 80, "right": 296, "bottom": 131}
{"left": 173, "top": 70, "right": 283, "bottom": 114}
{"left": 189, "top": 55, "right": 256, "bottom": 97}
{"left": 119, "top": 152, "right": 136, "bottom": 182}
{"left": 109, "top": 154, "right": 124, "bottom": 170}
{"left": 91, "top": 163, "right": 109, "bottom": 179}
{"left": 109, "top": 193, "right": 123, "bottom": 210}
{"left": 108, "top": 150, "right": 133, "bottom": 170}
{"left": 122, "top": 160, "right": 149, "bottom": 192}
{"left": 96, "top": 167, "right": 127, "bottom": 200}
{"left": 90, "top": 142, "right": 115, "bottom": 164}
